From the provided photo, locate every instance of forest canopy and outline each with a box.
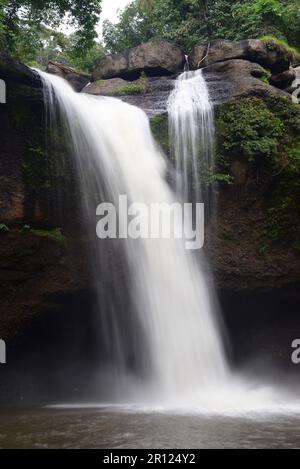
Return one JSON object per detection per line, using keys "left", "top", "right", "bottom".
{"left": 0, "top": 0, "right": 103, "bottom": 69}
{"left": 0, "top": 0, "right": 299, "bottom": 72}
{"left": 103, "top": 0, "right": 300, "bottom": 53}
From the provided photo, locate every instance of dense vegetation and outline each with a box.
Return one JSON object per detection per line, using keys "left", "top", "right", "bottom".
{"left": 103, "top": 0, "right": 300, "bottom": 53}
{"left": 216, "top": 96, "right": 300, "bottom": 250}
{"left": 0, "top": 0, "right": 104, "bottom": 71}
{"left": 1, "top": 0, "right": 299, "bottom": 71}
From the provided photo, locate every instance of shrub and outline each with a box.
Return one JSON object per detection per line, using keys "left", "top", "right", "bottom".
{"left": 113, "top": 82, "right": 148, "bottom": 96}
{"left": 217, "top": 97, "right": 284, "bottom": 165}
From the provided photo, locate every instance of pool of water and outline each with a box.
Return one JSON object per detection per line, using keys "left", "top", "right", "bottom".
{"left": 1, "top": 407, "right": 300, "bottom": 448}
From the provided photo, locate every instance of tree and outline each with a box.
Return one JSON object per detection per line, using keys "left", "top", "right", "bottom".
{"left": 103, "top": 0, "right": 300, "bottom": 54}
{"left": 103, "top": 2, "right": 156, "bottom": 53}
{"left": 0, "top": 0, "right": 102, "bottom": 59}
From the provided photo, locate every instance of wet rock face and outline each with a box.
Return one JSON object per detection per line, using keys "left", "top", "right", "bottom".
{"left": 92, "top": 39, "right": 185, "bottom": 81}
{"left": 82, "top": 77, "right": 131, "bottom": 96}
{"left": 0, "top": 50, "right": 80, "bottom": 229}
{"left": 0, "top": 230, "right": 90, "bottom": 341}
{"left": 202, "top": 59, "right": 289, "bottom": 106}
{"left": 0, "top": 51, "right": 44, "bottom": 225}
{"left": 46, "top": 61, "right": 90, "bottom": 92}
{"left": 189, "top": 39, "right": 293, "bottom": 74}
{"left": 83, "top": 76, "right": 175, "bottom": 118}
{"left": 270, "top": 68, "right": 296, "bottom": 90}
{"left": 0, "top": 50, "right": 41, "bottom": 87}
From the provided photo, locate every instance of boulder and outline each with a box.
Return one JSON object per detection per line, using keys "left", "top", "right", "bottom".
{"left": 190, "top": 39, "right": 293, "bottom": 74}
{"left": 46, "top": 61, "right": 90, "bottom": 92}
{"left": 202, "top": 59, "right": 288, "bottom": 106}
{"left": 83, "top": 76, "right": 175, "bottom": 118}
{"left": 0, "top": 49, "right": 41, "bottom": 87}
{"left": 92, "top": 39, "right": 185, "bottom": 81}
{"left": 270, "top": 67, "right": 296, "bottom": 89}
{"left": 82, "top": 77, "right": 133, "bottom": 96}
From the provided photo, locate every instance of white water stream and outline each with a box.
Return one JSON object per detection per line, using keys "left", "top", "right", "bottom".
{"left": 35, "top": 69, "right": 300, "bottom": 414}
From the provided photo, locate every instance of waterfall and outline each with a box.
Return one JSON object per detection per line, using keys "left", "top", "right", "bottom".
{"left": 36, "top": 69, "right": 229, "bottom": 405}
{"left": 168, "top": 70, "right": 216, "bottom": 212}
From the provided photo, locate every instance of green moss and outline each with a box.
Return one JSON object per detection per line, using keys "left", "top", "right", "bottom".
{"left": 217, "top": 97, "right": 284, "bottom": 165}
{"left": 112, "top": 82, "right": 148, "bottom": 96}
{"left": 217, "top": 93, "right": 300, "bottom": 250}
{"left": 22, "top": 146, "right": 51, "bottom": 192}
{"left": 267, "top": 139, "right": 300, "bottom": 250}
{"left": 150, "top": 114, "right": 170, "bottom": 156}
{"left": 258, "top": 68, "right": 271, "bottom": 84}
{"left": 0, "top": 224, "right": 9, "bottom": 233}
{"left": 205, "top": 172, "right": 233, "bottom": 185}
{"left": 260, "top": 35, "right": 300, "bottom": 62}
{"left": 28, "top": 228, "right": 65, "bottom": 243}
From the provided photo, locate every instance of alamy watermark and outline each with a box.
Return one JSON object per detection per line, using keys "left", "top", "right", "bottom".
{"left": 0, "top": 79, "right": 6, "bottom": 104}
{"left": 291, "top": 339, "right": 300, "bottom": 364}
{"left": 0, "top": 339, "right": 6, "bottom": 364}
{"left": 96, "top": 195, "right": 204, "bottom": 250}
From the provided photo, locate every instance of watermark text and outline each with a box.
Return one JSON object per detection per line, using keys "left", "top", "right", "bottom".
{"left": 96, "top": 195, "right": 204, "bottom": 250}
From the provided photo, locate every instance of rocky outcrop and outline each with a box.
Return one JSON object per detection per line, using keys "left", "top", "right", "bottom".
{"left": 0, "top": 51, "right": 87, "bottom": 341}
{"left": 189, "top": 39, "right": 293, "bottom": 74}
{"left": 0, "top": 51, "right": 78, "bottom": 227}
{"left": 202, "top": 59, "right": 289, "bottom": 105}
{"left": 205, "top": 182, "right": 300, "bottom": 292}
{"left": 46, "top": 61, "right": 90, "bottom": 92}
{"left": 0, "top": 231, "right": 90, "bottom": 340}
{"left": 270, "top": 68, "right": 296, "bottom": 89}
{"left": 82, "top": 77, "right": 132, "bottom": 96}
{"left": 1, "top": 42, "right": 299, "bottom": 346}
{"left": 0, "top": 50, "right": 41, "bottom": 87}
{"left": 0, "top": 52, "right": 43, "bottom": 225}
{"left": 92, "top": 39, "right": 185, "bottom": 81}
{"left": 83, "top": 76, "right": 174, "bottom": 117}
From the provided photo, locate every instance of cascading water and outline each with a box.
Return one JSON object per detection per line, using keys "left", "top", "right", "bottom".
{"left": 168, "top": 70, "right": 216, "bottom": 211}
{"left": 36, "top": 69, "right": 228, "bottom": 404}
{"left": 35, "top": 69, "right": 298, "bottom": 414}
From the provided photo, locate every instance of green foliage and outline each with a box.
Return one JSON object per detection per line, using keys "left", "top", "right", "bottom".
{"left": 267, "top": 140, "right": 300, "bottom": 249}
{"left": 22, "top": 146, "right": 51, "bottom": 192}
{"left": 0, "top": 1, "right": 102, "bottom": 67}
{"left": 23, "top": 28, "right": 106, "bottom": 73}
{"left": 0, "top": 223, "right": 9, "bottom": 233}
{"left": 112, "top": 82, "right": 148, "bottom": 96}
{"left": 217, "top": 97, "right": 284, "bottom": 164}
{"left": 260, "top": 35, "right": 299, "bottom": 55}
{"left": 21, "top": 225, "right": 65, "bottom": 242}
{"left": 150, "top": 115, "right": 170, "bottom": 155}
{"left": 257, "top": 68, "right": 272, "bottom": 84}
{"left": 217, "top": 94, "right": 300, "bottom": 250}
{"left": 205, "top": 172, "right": 234, "bottom": 185}
{"left": 30, "top": 228, "right": 65, "bottom": 243}
{"left": 233, "top": 0, "right": 300, "bottom": 49}
{"left": 103, "top": 0, "right": 300, "bottom": 53}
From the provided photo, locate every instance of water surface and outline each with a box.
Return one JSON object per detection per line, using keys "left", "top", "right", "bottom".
{"left": 1, "top": 407, "right": 300, "bottom": 449}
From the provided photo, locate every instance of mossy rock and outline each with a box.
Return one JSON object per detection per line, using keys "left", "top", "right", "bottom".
{"left": 83, "top": 76, "right": 151, "bottom": 97}
{"left": 216, "top": 94, "right": 300, "bottom": 250}
{"left": 111, "top": 82, "right": 148, "bottom": 96}
{"left": 150, "top": 114, "right": 170, "bottom": 156}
